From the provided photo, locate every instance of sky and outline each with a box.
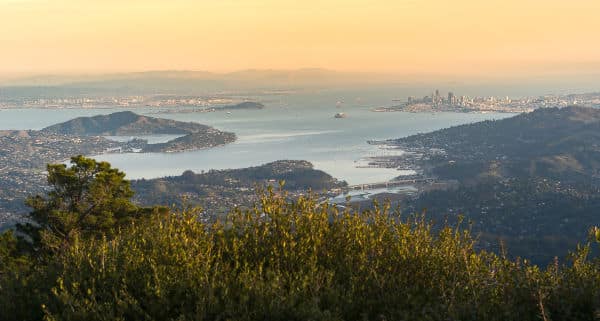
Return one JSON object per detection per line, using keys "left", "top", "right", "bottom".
{"left": 1, "top": 0, "right": 600, "bottom": 77}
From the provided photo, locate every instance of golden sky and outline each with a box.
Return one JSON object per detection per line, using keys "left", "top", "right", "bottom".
{"left": 1, "top": 0, "right": 599, "bottom": 75}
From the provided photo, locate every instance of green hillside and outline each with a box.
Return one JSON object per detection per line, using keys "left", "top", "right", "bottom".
{"left": 386, "top": 106, "right": 600, "bottom": 263}
{"left": 41, "top": 111, "right": 214, "bottom": 136}
{"left": 1, "top": 156, "right": 599, "bottom": 321}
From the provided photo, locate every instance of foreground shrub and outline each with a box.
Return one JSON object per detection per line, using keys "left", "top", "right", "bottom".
{"left": 3, "top": 188, "right": 599, "bottom": 321}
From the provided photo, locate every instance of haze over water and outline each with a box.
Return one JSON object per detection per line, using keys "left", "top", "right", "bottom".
{"left": 0, "top": 89, "right": 512, "bottom": 185}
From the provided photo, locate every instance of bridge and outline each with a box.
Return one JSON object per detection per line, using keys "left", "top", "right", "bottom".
{"left": 345, "top": 178, "right": 430, "bottom": 191}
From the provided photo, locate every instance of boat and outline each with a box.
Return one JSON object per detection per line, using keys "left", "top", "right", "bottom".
{"left": 334, "top": 112, "right": 347, "bottom": 118}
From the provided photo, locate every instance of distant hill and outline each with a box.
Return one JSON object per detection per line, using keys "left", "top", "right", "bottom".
{"left": 41, "top": 111, "right": 211, "bottom": 136}
{"left": 387, "top": 106, "right": 600, "bottom": 263}
{"left": 218, "top": 101, "right": 265, "bottom": 110}
{"left": 393, "top": 106, "right": 600, "bottom": 182}
{"left": 0, "top": 69, "right": 387, "bottom": 96}
{"left": 0, "top": 112, "right": 238, "bottom": 223}
{"left": 132, "top": 160, "right": 347, "bottom": 216}
{"left": 142, "top": 131, "right": 235, "bottom": 153}
{"left": 40, "top": 111, "right": 236, "bottom": 152}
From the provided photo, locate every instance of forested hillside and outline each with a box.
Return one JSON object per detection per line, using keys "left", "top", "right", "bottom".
{"left": 384, "top": 107, "right": 600, "bottom": 263}
{"left": 132, "top": 160, "right": 346, "bottom": 216}
{"left": 1, "top": 156, "right": 599, "bottom": 321}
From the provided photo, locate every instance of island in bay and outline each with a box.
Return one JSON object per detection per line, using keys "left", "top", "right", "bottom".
{"left": 4, "top": 105, "right": 600, "bottom": 265}
{"left": 40, "top": 111, "right": 236, "bottom": 152}
{"left": 0, "top": 111, "right": 236, "bottom": 222}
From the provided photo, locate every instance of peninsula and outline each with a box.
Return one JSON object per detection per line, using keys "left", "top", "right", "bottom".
{"left": 0, "top": 111, "right": 236, "bottom": 224}
{"left": 371, "top": 106, "right": 600, "bottom": 263}
{"left": 218, "top": 101, "right": 264, "bottom": 110}
{"left": 132, "top": 160, "right": 346, "bottom": 217}
{"left": 41, "top": 111, "right": 213, "bottom": 135}
{"left": 41, "top": 111, "right": 236, "bottom": 152}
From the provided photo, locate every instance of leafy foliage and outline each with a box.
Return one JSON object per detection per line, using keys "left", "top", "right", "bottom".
{"left": 19, "top": 155, "right": 139, "bottom": 252}
{"left": 131, "top": 160, "right": 346, "bottom": 214}
{"left": 1, "top": 159, "right": 599, "bottom": 320}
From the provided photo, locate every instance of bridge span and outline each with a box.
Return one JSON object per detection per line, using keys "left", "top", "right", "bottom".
{"left": 345, "top": 178, "right": 430, "bottom": 191}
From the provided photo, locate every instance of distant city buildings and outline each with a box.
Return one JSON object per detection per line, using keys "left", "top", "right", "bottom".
{"left": 0, "top": 95, "right": 241, "bottom": 109}
{"left": 375, "top": 90, "right": 600, "bottom": 113}
{"left": 2, "top": 90, "right": 600, "bottom": 114}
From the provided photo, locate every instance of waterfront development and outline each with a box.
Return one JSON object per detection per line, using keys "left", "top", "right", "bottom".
{"left": 4, "top": 1, "right": 600, "bottom": 318}
{"left": 0, "top": 89, "right": 513, "bottom": 181}
{"left": 0, "top": 89, "right": 513, "bottom": 227}
{"left": 374, "top": 91, "right": 600, "bottom": 113}
{"left": 4, "top": 101, "right": 598, "bottom": 265}
{"left": 2, "top": 88, "right": 599, "bottom": 236}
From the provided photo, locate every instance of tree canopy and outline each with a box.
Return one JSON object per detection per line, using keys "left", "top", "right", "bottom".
{"left": 20, "top": 155, "right": 138, "bottom": 251}
{"left": 0, "top": 158, "right": 599, "bottom": 321}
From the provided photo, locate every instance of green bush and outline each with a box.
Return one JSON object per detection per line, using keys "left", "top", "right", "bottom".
{"left": 1, "top": 157, "right": 599, "bottom": 320}
{"left": 2, "top": 189, "right": 599, "bottom": 321}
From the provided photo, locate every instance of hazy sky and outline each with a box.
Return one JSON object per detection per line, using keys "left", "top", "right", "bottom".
{"left": 1, "top": 0, "right": 600, "bottom": 76}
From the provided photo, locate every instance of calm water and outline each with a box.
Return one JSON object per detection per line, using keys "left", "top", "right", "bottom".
{"left": 0, "top": 89, "right": 514, "bottom": 185}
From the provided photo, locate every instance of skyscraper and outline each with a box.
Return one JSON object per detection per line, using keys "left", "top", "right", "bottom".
{"left": 448, "top": 92, "right": 455, "bottom": 105}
